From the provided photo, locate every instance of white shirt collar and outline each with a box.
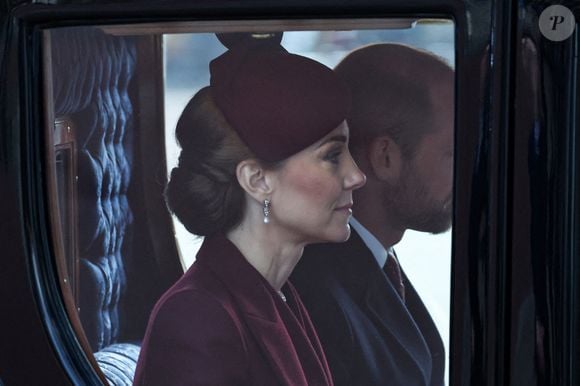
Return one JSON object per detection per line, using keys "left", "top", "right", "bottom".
{"left": 350, "top": 217, "right": 390, "bottom": 268}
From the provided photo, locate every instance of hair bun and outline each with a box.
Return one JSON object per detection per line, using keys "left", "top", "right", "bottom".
{"left": 166, "top": 166, "right": 239, "bottom": 237}
{"left": 216, "top": 32, "right": 283, "bottom": 50}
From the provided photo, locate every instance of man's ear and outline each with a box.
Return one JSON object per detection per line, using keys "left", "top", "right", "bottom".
{"left": 368, "top": 135, "right": 402, "bottom": 181}
{"left": 236, "top": 159, "right": 272, "bottom": 202}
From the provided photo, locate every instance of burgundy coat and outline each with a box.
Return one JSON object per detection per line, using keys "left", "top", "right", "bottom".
{"left": 133, "top": 234, "right": 333, "bottom": 386}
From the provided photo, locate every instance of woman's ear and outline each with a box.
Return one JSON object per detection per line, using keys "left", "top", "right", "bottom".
{"left": 236, "top": 159, "right": 272, "bottom": 201}
{"left": 368, "top": 135, "right": 402, "bottom": 181}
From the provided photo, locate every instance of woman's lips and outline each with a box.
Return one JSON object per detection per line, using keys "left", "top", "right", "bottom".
{"left": 334, "top": 203, "right": 353, "bottom": 212}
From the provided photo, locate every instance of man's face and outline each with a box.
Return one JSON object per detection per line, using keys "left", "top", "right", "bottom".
{"left": 386, "top": 84, "right": 454, "bottom": 234}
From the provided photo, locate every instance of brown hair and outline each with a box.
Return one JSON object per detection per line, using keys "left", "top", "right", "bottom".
{"left": 334, "top": 43, "right": 454, "bottom": 158}
{"left": 165, "top": 87, "right": 255, "bottom": 236}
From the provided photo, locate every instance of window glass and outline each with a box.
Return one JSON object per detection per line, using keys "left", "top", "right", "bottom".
{"left": 164, "top": 20, "right": 454, "bottom": 383}
{"left": 45, "top": 19, "right": 454, "bottom": 384}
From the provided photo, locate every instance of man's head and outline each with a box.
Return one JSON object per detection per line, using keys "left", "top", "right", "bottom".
{"left": 335, "top": 43, "right": 454, "bottom": 235}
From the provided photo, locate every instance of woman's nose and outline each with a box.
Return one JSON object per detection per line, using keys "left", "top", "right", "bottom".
{"left": 344, "top": 157, "right": 366, "bottom": 190}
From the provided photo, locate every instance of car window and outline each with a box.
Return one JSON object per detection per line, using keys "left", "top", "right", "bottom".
{"left": 44, "top": 19, "right": 455, "bottom": 384}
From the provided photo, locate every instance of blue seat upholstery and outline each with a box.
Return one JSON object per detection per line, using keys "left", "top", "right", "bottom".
{"left": 51, "top": 27, "right": 147, "bottom": 385}
{"left": 94, "top": 343, "right": 141, "bottom": 386}
{"left": 53, "top": 27, "right": 136, "bottom": 353}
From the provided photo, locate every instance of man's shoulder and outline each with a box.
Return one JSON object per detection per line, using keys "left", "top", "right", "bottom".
{"left": 292, "top": 234, "right": 379, "bottom": 302}
{"left": 299, "top": 231, "right": 375, "bottom": 271}
{"left": 296, "top": 238, "right": 359, "bottom": 277}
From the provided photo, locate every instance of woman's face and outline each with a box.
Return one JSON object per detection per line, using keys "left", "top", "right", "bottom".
{"left": 268, "top": 121, "right": 366, "bottom": 244}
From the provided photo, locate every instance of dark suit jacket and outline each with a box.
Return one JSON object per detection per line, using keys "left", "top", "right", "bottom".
{"left": 134, "top": 234, "right": 333, "bottom": 386}
{"left": 291, "top": 230, "right": 445, "bottom": 386}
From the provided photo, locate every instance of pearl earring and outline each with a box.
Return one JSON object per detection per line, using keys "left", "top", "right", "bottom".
{"left": 263, "top": 199, "right": 271, "bottom": 224}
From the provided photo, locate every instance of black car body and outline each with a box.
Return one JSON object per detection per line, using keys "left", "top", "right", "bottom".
{"left": 1, "top": 1, "right": 578, "bottom": 385}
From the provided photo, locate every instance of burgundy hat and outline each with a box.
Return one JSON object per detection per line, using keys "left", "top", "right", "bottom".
{"left": 210, "top": 33, "right": 350, "bottom": 162}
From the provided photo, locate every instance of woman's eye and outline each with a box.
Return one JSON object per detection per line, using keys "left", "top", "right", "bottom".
{"left": 324, "top": 149, "right": 342, "bottom": 164}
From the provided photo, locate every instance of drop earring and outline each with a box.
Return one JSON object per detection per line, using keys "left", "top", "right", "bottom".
{"left": 263, "top": 199, "right": 271, "bottom": 224}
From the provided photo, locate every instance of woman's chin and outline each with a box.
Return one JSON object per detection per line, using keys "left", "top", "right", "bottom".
{"left": 301, "top": 223, "right": 352, "bottom": 245}
{"left": 341, "top": 224, "right": 352, "bottom": 241}
{"left": 326, "top": 224, "right": 352, "bottom": 243}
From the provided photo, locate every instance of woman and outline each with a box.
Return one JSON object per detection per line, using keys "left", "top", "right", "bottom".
{"left": 133, "top": 33, "right": 366, "bottom": 386}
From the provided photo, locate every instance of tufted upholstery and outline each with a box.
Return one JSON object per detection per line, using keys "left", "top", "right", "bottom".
{"left": 51, "top": 27, "right": 141, "bottom": 383}
{"left": 94, "top": 343, "right": 141, "bottom": 385}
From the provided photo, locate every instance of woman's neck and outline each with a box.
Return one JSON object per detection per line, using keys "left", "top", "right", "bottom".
{"left": 226, "top": 220, "right": 304, "bottom": 291}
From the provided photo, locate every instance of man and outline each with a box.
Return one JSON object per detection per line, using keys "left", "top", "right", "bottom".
{"left": 291, "top": 43, "right": 454, "bottom": 386}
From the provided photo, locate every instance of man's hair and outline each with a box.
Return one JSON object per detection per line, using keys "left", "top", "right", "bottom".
{"left": 334, "top": 43, "right": 454, "bottom": 158}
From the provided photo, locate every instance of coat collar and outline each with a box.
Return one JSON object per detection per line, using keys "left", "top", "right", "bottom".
{"left": 400, "top": 270, "right": 446, "bottom": 385}
{"left": 345, "top": 230, "right": 435, "bottom": 384}
{"left": 196, "top": 234, "right": 333, "bottom": 386}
